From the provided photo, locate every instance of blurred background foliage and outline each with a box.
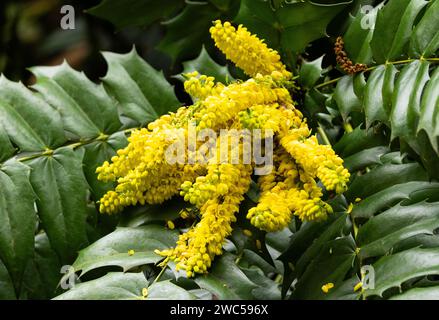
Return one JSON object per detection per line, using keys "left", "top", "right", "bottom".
{"left": 0, "top": 0, "right": 376, "bottom": 93}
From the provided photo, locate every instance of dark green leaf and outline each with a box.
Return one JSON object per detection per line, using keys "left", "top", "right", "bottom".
{"left": 390, "top": 286, "right": 439, "bottom": 300}
{"left": 358, "top": 202, "right": 439, "bottom": 259}
{"left": 87, "top": 0, "right": 184, "bottom": 29}
{"left": 365, "top": 248, "right": 439, "bottom": 298}
{"left": 343, "top": 146, "right": 390, "bottom": 172}
{"left": 0, "top": 260, "right": 15, "bottom": 299}
{"left": 31, "top": 62, "right": 122, "bottom": 138}
{"left": 346, "top": 162, "right": 428, "bottom": 200}
{"left": 195, "top": 253, "right": 258, "bottom": 299}
{"left": 0, "top": 160, "right": 36, "bottom": 293}
{"left": 292, "top": 236, "right": 356, "bottom": 300}
{"left": 370, "top": 0, "right": 428, "bottom": 63}
{"left": 334, "top": 76, "right": 362, "bottom": 120}
{"left": 21, "top": 233, "right": 62, "bottom": 299}
{"left": 178, "top": 46, "right": 233, "bottom": 84}
{"left": 82, "top": 131, "right": 128, "bottom": 200}
{"left": 235, "top": 0, "right": 352, "bottom": 54}
{"left": 158, "top": 0, "right": 239, "bottom": 62}
{"left": 147, "top": 281, "right": 196, "bottom": 300}
{"left": 417, "top": 67, "right": 439, "bottom": 154}
{"left": 390, "top": 60, "right": 430, "bottom": 140}
{"left": 343, "top": 4, "right": 379, "bottom": 64}
{"left": 72, "top": 226, "right": 178, "bottom": 276}
{"left": 410, "top": 0, "right": 439, "bottom": 57}
{"left": 299, "top": 56, "right": 325, "bottom": 89}
{"left": 0, "top": 75, "right": 66, "bottom": 151}
{"left": 26, "top": 147, "right": 89, "bottom": 263}
{"left": 352, "top": 182, "right": 438, "bottom": 219}
{"left": 54, "top": 272, "right": 148, "bottom": 300}
{"left": 102, "top": 48, "right": 180, "bottom": 124}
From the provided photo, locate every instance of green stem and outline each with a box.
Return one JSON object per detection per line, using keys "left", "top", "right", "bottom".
{"left": 317, "top": 123, "right": 332, "bottom": 146}
{"left": 152, "top": 261, "right": 168, "bottom": 285}
{"left": 315, "top": 57, "right": 439, "bottom": 90}
{"left": 7, "top": 128, "right": 136, "bottom": 165}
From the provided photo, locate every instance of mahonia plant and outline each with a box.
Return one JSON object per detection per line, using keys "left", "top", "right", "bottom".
{"left": 95, "top": 20, "right": 350, "bottom": 278}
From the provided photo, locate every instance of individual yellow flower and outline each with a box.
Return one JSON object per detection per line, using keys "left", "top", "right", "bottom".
{"left": 183, "top": 71, "right": 223, "bottom": 101}
{"left": 354, "top": 281, "right": 363, "bottom": 292}
{"left": 322, "top": 283, "right": 335, "bottom": 293}
{"left": 167, "top": 220, "right": 175, "bottom": 230}
{"left": 210, "top": 20, "right": 292, "bottom": 79}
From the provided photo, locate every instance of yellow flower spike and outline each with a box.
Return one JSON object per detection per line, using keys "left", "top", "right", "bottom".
{"left": 128, "top": 249, "right": 135, "bottom": 256}
{"left": 322, "top": 283, "right": 335, "bottom": 294}
{"left": 210, "top": 20, "right": 292, "bottom": 79}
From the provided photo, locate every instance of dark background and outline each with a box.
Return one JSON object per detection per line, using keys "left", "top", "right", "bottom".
{"left": 0, "top": 0, "right": 175, "bottom": 84}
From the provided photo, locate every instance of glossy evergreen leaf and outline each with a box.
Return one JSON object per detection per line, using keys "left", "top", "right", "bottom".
{"left": 299, "top": 56, "right": 325, "bottom": 89}
{"left": 292, "top": 236, "right": 356, "bottom": 299}
{"left": 352, "top": 181, "right": 438, "bottom": 219}
{"left": 417, "top": 67, "right": 439, "bottom": 154}
{"left": 365, "top": 248, "right": 439, "bottom": 298}
{"left": 102, "top": 48, "right": 180, "bottom": 124}
{"left": 0, "top": 160, "right": 36, "bottom": 293}
{"left": 158, "top": 0, "right": 239, "bottom": 62}
{"left": 390, "top": 286, "right": 439, "bottom": 300}
{"left": 235, "top": 0, "right": 352, "bottom": 54}
{"left": 31, "top": 62, "right": 122, "bottom": 139}
{"left": 87, "top": 0, "right": 184, "bottom": 29}
{"left": 71, "top": 226, "right": 178, "bottom": 277}
{"left": 390, "top": 60, "right": 430, "bottom": 140}
{"left": 0, "top": 260, "right": 15, "bottom": 299}
{"left": 178, "top": 46, "right": 233, "bottom": 84}
{"left": 409, "top": 0, "right": 439, "bottom": 57}
{"left": 25, "top": 147, "right": 90, "bottom": 263}
{"left": 370, "top": 0, "right": 428, "bottom": 63}
{"left": 343, "top": 4, "right": 379, "bottom": 64}
{"left": 346, "top": 162, "right": 428, "bottom": 200}
{"left": 21, "top": 233, "right": 62, "bottom": 299}
{"left": 0, "top": 75, "right": 66, "bottom": 151}
{"left": 147, "top": 281, "right": 196, "bottom": 300}
{"left": 195, "top": 253, "right": 259, "bottom": 299}
{"left": 54, "top": 272, "right": 148, "bottom": 300}
{"left": 334, "top": 76, "right": 362, "bottom": 120}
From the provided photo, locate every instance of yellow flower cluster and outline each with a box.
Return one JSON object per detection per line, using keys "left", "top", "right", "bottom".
{"left": 95, "top": 20, "right": 350, "bottom": 277}
{"left": 158, "top": 159, "right": 253, "bottom": 277}
{"left": 210, "top": 20, "right": 292, "bottom": 79}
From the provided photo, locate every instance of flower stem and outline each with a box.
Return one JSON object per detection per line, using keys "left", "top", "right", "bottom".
{"left": 314, "top": 58, "right": 439, "bottom": 90}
